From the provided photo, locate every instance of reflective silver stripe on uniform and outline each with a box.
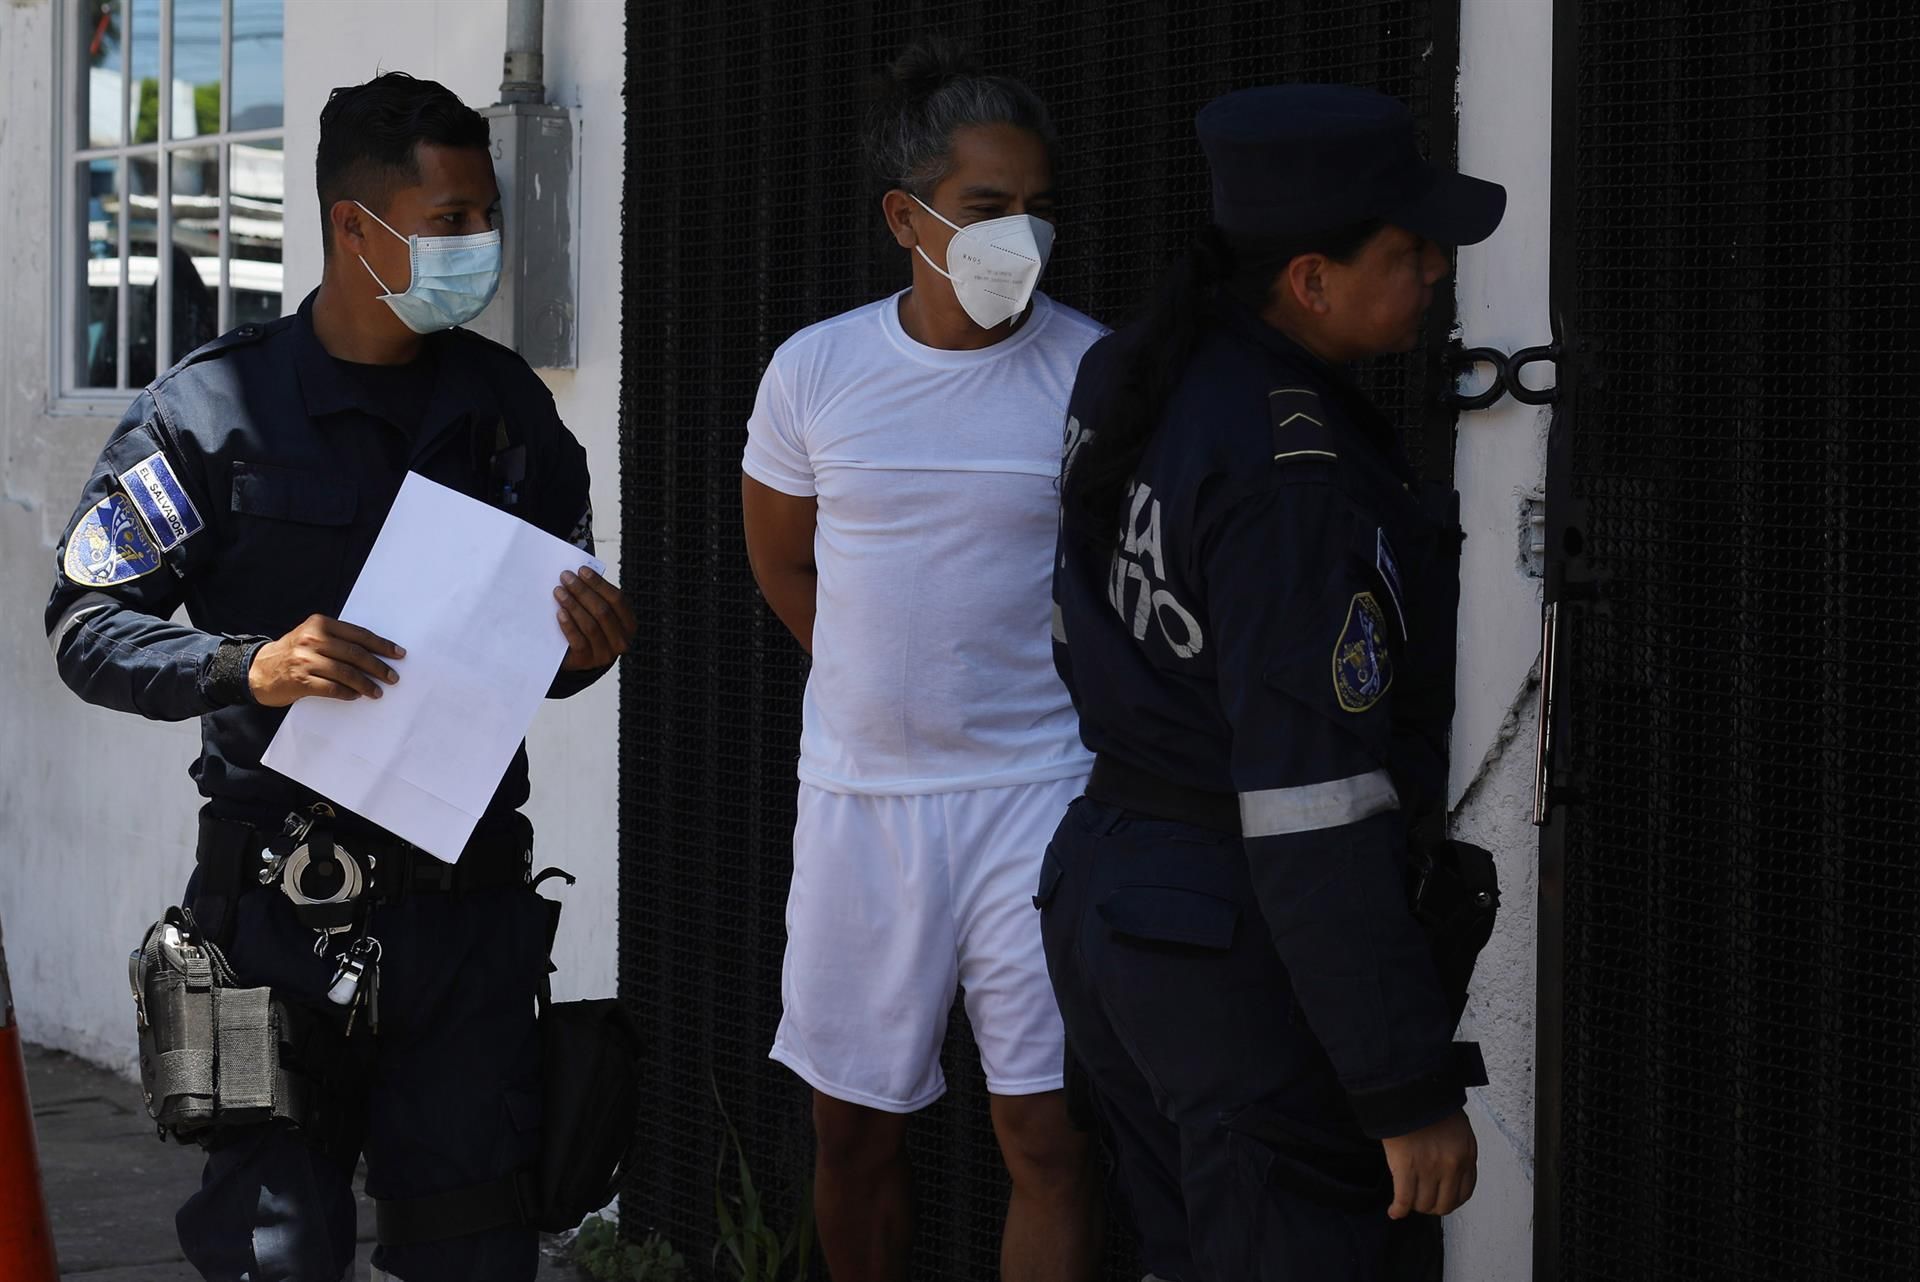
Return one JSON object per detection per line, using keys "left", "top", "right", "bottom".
{"left": 1239, "top": 770, "right": 1400, "bottom": 837}
{"left": 46, "top": 591, "right": 118, "bottom": 656}
{"left": 1051, "top": 603, "right": 1068, "bottom": 645}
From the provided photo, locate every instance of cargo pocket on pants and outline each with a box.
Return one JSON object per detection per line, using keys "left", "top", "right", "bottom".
{"left": 1097, "top": 885, "right": 1239, "bottom": 951}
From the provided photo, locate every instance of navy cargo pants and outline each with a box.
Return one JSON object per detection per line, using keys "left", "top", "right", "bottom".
{"left": 1037, "top": 797, "right": 1442, "bottom": 1282}
{"left": 175, "top": 875, "right": 554, "bottom": 1282}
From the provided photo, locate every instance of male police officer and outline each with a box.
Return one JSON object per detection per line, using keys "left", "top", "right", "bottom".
{"left": 1043, "top": 86, "right": 1506, "bottom": 1280}
{"left": 45, "top": 73, "right": 634, "bottom": 1282}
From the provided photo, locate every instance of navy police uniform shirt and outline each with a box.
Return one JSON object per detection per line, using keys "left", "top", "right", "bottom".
{"left": 1052, "top": 299, "right": 1466, "bottom": 1137}
{"left": 45, "top": 291, "right": 605, "bottom": 839}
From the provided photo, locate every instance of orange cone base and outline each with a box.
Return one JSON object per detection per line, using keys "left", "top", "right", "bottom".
{"left": 0, "top": 1021, "right": 58, "bottom": 1281}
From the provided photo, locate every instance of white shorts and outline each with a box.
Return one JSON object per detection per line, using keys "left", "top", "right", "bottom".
{"left": 770, "top": 773, "right": 1084, "bottom": 1113}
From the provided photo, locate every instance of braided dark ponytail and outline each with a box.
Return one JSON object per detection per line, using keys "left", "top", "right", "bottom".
{"left": 1060, "top": 218, "right": 1384, "bottom": 550}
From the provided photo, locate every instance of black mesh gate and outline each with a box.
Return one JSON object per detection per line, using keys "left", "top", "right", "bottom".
{"left": 1539, "top": 3, "right": 1920, "bottom": 1279}
{"left": 618, "top": 2, "right": 1461, "bottom": 1274}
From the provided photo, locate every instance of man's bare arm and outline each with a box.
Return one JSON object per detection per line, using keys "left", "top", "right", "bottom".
{"left": 741, "top": 474, "right": 820, "bottom": 654}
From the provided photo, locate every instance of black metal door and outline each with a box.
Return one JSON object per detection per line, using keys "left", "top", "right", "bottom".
{"left": 1537, "top": 4, "right": 1920, "bottom": 1279}
{"left": 617, "top": 1, "right": 1463, "bottom": 1273}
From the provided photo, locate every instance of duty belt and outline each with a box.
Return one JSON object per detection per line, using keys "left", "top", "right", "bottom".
{"left": 197, "top": 810, "right": 533, "bottom": 933}
{"left": 1084, "top": 754, "right": 1496, "bottom": 1093}
{"left": 1085, "top": 753, "right": 1241, "bottom": 835}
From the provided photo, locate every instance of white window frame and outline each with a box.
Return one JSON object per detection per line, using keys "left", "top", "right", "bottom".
{"left": 51, "top": 0, "right": 284, "bottom": 415}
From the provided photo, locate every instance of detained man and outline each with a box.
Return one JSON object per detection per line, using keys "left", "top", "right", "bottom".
{"left": 739, "top": 40, "right": 1104, "bottom": 1282}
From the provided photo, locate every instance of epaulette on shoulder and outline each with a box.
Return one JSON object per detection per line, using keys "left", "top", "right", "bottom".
{"left": 1268, "top": 386, "right": 1339, "bottom": 467}
{"left": 156, "top": 316, "right": 284, "bottom": 386}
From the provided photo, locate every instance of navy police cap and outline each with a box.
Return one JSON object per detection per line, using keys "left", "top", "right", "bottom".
{"left": 1197, "top": 84, "right": 1506, "bottom": 245}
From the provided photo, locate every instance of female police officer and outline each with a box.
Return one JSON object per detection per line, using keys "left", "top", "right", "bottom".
{"left": 1041, "top": 85, "right": 1506, "bottom": 1280}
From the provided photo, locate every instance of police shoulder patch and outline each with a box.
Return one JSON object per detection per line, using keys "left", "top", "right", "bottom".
{"left": 1332, "top": 591, "right": 1394, "bottom": 713}
{"left": 1268, "top": 386, "right": 1337, "bottom": 466}
{"left": 117, "top": 450, "right": 204, "bottom": 552}
{"left": 62, "top": 493, "right": 162, "bottom": 586}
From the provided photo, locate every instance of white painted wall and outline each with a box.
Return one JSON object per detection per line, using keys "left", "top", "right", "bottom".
{"left": 1447, "top": 0, "right": 1556, "bottom": 1276}
{"left": 0, "top": 0, "right": 626, "bottom": 1074}
{"left": 0, "top": 0, "right": 183, "bottom": 1072}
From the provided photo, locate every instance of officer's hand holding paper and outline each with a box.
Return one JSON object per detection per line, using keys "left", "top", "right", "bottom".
{"left": 263, "top": 472, "right": 607, "bottom": 860}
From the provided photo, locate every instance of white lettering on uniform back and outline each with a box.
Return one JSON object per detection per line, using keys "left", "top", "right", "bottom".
{"left": 1108, "top": 480, "right": 1204, "bottom": 659}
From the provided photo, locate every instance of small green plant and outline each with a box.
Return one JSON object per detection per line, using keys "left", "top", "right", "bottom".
{"left": 570, "top": 1213, "right": 688, "bottom": 1282}
{"left": 712, "top": 1078, "right": 817, "bottom": 1282}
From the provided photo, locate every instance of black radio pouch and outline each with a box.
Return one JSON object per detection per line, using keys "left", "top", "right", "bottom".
{"left": 527, "top": 868, "right": 642, "bottom": 1232}
{"left": 1408, "top": 838, "right": 1501, "bottom": 1029}
{"left": 531, "top": 996, "right": 643, "bottom": 1231}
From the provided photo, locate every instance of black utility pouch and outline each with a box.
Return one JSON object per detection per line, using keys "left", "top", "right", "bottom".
{"left": 1408, "top": 838, "right": 1501, "bottom": 1028}
{"left": 523, "top": 868, "right": 643, "bottom": 1234}
{"left": 531, "top": 997, "right": 643, "bottom": 1233}
{"left": 130, "top": 907, "right": 289, "bottom": 1143}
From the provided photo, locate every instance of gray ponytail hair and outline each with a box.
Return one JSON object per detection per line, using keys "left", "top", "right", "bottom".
{"left": 862, "top": 39, "right": 1057, "bottom": 197}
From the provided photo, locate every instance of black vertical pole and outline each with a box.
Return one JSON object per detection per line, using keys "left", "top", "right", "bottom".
{"left": 1534, "top": 0, "right": 1583, "bottom": 1275}
{"left": 1420, "top": 0, "right": 1465, "bottom": 486}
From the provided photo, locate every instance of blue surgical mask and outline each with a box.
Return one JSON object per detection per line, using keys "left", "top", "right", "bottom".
{"left": 355, "top": 201, "right": 501, "bottom": 333}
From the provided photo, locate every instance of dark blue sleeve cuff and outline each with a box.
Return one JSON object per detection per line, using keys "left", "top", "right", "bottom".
{"left": 546, "top": 661, "right": 612, "bottom": 699}
{"left": 201, "top": 637, "right": 268, "bottom": 708}
{"left": 1346, "top": 1043, "right": 1485, "bottom": 1138}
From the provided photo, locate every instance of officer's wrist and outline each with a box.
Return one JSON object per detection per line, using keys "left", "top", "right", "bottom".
{"left": 203, "top": 637, "right": 270, "bottom": 708}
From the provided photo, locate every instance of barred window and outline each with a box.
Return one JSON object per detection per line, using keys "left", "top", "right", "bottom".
{"left": 62, "top": 0, "right": 284, "bottom": 399}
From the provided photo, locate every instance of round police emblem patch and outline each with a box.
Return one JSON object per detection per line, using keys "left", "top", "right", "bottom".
{"left": 62, "top": 493, "right": 162, "bottom": 586}
{"left": 1333, "top": 591, "right": 1394, "bottom": 712}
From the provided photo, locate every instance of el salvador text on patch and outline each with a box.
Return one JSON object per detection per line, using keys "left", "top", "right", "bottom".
{"left": 62, "top": 493, "right": 163, "bottom": 585}
{"left": 1333, "top": 591, "right": 1394, "bottom": 713}
{"left": 118, "top": 450, "right": 204, "bottom": 552}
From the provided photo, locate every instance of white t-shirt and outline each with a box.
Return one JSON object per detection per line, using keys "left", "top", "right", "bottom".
{"left": 743, "top": 290, "right": 1104, "bottom": 796}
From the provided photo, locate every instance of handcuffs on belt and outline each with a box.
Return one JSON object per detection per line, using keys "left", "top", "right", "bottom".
{"left": 256, "top": 803, "right": 368, "bottom": 942}
{"left": 256, "top": 803, "right": 383, "bottom": 1031}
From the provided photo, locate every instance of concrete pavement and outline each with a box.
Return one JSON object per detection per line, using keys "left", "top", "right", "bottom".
{"left": 24, "top": 1043, "right": 579, "bottom": 1280}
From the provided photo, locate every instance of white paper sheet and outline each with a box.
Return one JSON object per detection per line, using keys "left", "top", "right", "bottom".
{"left": 262, "top": 472, "right": 603, "bottom": 860}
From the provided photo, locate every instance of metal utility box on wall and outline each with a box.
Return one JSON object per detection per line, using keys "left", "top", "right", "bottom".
{"left": 472, "top": 103, "right": 577, "bottom": 369}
